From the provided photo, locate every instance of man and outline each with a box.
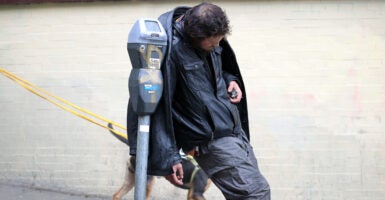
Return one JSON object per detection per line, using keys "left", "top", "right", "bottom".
{"left": 127, "top": 2, "right": 270, "bottom": 199}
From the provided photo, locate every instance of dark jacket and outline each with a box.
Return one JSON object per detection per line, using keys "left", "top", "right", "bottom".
{"left": 127, "top": 6, "right": 250, "bottom": 176}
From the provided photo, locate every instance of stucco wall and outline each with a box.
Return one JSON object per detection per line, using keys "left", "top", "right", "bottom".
{"left": 1, "top": 0, "right": 384, "bottom": 199}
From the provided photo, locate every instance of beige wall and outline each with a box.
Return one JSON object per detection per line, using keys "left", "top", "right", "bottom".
{"left": 1, "top": 0, "right": 384, "bottom": 199}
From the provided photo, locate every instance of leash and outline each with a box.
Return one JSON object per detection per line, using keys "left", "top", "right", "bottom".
{"left": 185, "top": 155, "right": 201, "bottom": 186}
{"left": 0, "top": 68, "right": 128, "bottom": 140}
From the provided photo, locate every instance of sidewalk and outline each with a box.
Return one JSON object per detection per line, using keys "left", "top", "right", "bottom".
{"left": 0, "top": 183, "right": 106, "bottom": 200}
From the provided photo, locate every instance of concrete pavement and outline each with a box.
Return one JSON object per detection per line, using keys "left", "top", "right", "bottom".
{"left": 0, "top": 183, "right": 105, "bottom": 200}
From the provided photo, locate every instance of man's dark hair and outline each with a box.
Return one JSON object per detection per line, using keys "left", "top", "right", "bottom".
{"left": 184, "top": 2, "right": 230, "bottom": 39}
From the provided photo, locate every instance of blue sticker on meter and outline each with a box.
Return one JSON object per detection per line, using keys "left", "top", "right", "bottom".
{"left": 144, "top": 84, "right": 158, "bottom": 91}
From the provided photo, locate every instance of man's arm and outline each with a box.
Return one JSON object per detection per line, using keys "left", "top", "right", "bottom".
{"left": 163, "top": 52, "right": 184, "bottom": 185}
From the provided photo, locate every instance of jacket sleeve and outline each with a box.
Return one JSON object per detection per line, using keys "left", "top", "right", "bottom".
{"left": 222, "top": 70, "right": 241, "bottom": 87}
{"left": 164, "top": 50, "right": 183, "bottom": 165}
{"left": 220, "top": 39, "right": 251, "bottom": 139}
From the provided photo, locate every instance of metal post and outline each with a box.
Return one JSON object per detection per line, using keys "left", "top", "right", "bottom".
{"left": 134, "top": 115, "right": 150, "bottom": 200}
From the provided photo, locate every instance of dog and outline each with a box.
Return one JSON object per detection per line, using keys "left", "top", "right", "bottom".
{"left": 107, "top": 123, "right": 211, "bottom": 200}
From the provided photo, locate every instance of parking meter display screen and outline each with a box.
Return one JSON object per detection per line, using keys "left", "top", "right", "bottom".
{"left": 145, "top": 20, "right": 161, "bottom": 32}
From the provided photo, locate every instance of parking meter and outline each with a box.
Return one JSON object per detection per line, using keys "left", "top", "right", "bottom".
{"left": 127, "top": 18, "right": 167, "bottom": 115}
{"left": 127, "top": 18, "right": 167, "bottom": 200}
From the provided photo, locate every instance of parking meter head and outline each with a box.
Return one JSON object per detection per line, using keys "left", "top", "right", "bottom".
{"left": 127, "top": 19, "right": 167, "bottom": 69}
{"left": 127, "top": 19, "right": 167, "bottom": 115}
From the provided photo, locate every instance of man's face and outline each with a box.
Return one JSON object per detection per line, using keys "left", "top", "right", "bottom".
{"left": 198, "top": 35, "right": 224, "bottom": 52}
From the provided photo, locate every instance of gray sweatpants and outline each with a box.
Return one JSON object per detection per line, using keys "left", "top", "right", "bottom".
{"left": 194, "top": 133, "right": 270, "bottom": 200}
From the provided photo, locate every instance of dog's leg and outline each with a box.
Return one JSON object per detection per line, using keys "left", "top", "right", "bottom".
{"left": 187, "top": 186, "right": 206, "bottom": 200}
{"left": 188, "top": 171, "right": 212, "bottom": 200}
{"left": 187, "top": 184, "right": 195, "bottom": 200}
{"left": 145, "top": 176, "right": 156, "bottom": 200}
{"left": 113, "top": 159, "right": 136, "bottom": 200}
{"left": 203, "top": 179, "right": 212, "bottom": 193}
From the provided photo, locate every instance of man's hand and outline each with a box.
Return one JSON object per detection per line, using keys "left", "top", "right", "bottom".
{"left": 165, "top": 162, "right": 184, "bottom": 185}
{"left": 228, "top": 81, "right": 242, "bottom": 103}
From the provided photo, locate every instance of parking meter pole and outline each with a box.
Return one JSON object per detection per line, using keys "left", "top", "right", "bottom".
{"left": 134, "top": 115, "right": 150, "bottom": 200}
